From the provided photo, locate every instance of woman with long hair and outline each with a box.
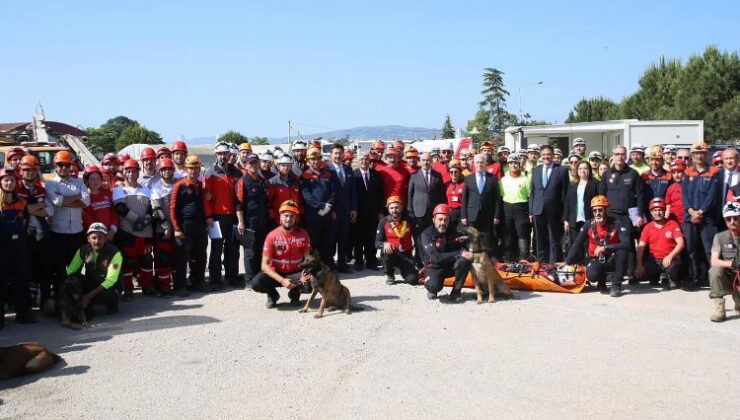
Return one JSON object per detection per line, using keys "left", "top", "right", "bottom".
{"left": 563, "top": 161, "right": 599, "bottom": 244}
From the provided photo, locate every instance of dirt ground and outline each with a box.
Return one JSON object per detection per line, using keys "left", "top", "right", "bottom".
{"left": 1, "top": 270, "right": 739, "bottom": 419}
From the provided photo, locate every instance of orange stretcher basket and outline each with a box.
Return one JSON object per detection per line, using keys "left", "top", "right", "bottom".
{"left": 429, "top": 262, "right": 588, "bottom": 294}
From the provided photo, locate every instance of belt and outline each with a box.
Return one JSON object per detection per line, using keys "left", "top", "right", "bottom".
{"left": 272, "top": 258, "right": 303, "bottom": 264}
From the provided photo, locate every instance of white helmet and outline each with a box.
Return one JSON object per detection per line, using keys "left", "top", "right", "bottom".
{"left": 277, "top": 155, "right": 293, "bottom": 165}
{"left": 260, "top": 152, "right": 274, "bottom": 162}
{"left": 723, "top": 202, "right": 740, "bottom": 218}
{"left": 292, "top": 141, "right": 307, "bottom": 151}
{"left": 496, "top": 146, "right": 510, "bottom": 155}
{"left": 572, "top": 137, "right": 586, "bottom": 146}
{"left": 214, "top": 142, "right": 230, "bottom": 154}
{"left": 87, "top": 222, "right": 108, "bottom": 236}
{"left": 588, "top": 151, "right": 604, "bottom": 160}
{"left": 663, "top": 144, "right": 677, "bottom": 154}
{"left": 630, "top": 144, "right": 645, "bottom": 154}
{"left": 527, "top": 144, "right": 540, "bottom": 153}
{"left": 229, "top": 143, "right": 239, "bottom": 155}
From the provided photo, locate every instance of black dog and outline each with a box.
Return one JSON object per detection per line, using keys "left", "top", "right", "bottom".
{"left": 59, "top": 276, "right": 89, "bottom": 330}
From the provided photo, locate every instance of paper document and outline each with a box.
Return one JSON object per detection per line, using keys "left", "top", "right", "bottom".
{"left": 208, "top": 221, "right": 222, "bottom": 239}
{"left": 628, "top": 207, "right": 641, "bottom": 226}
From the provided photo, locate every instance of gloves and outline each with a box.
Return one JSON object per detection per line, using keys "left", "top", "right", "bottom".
{"left": 732, "top": 258, "right": 740, "bottom": 270}
{"left": 133, "top": 215, "right": 151, "bottom": 232}
{"left": 317, "top": 203, "right": 332, "bottom": 217}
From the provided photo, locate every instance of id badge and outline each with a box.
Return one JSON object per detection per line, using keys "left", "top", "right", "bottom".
{"left": 452, "top": 196, "right": 459, "bottom": 202}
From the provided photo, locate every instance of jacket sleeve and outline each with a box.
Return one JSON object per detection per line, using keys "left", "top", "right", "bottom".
{"left": 347, "top": 167, "right": 357, "bottom": 213}
{"left": 235, "top": 177, "right": 246, "bottom": 213}
{"left": 605, "top": 220, "right": 631, "bottom": 252}
{"left": 375, "top": 218, "right": 387, "bottom": 249}
{"left": 301, "top": 177, "right": 322, "bottom": 210}
{"left": 565, "top": 224, "right": 588, "bottom": 265}
{"left": 170, "top": 183, "right": 182, "bottom": 232}
{"left": 422, "top": 232, "right": 461, "bottom": 267}
{"left": 326, "top": 174, "right": 338, "bottom": 207}
{"left": 492, "top": 177, "right": 502, "bottom": 220}
{"left": 634, "top": 172, "right": 645, "bottom": 217}
{"left": 563, "top": 185, "right": 571, "bottom": 222}
{"left": 598, "top": 172, "right": 607, "bottom": 196}
{"left": 203, "top": 176, "right": 215, "bottom": 218}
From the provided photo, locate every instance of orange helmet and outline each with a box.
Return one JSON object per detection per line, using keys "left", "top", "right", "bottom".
{"left": 649, "top": 197, "right": 666, "bottom": 210}
{"left": 307, "top": 147, "right": 322, "bottom": 160}
{"left": 185, "top": 155, "right": 202, "bottom": 168}
{"left": 158, "top": 158, "right": 175, "bottom": 170}
{"left": 140, "top": 147, "right": 156, "bottom": 160}
{"left": 123, "top": 159, "right": 140, "bottom": 171}
{"left": 590, "top": 195, "right": 609, "bottom": 208}
{"left": 404, "top": 146, "right": 419, "bottom": 158}
{"left": 371, "top": 140, "right": 385, "bottom": 151}
{"left": 173, "top": 140, "right": 188, "bottom": 153}
{"left": 53, "top": 150, "right": 74, "bottom": 164}
{"left": 343, "top": 150, "right": 354, "bottom": 161}
{"left": 386, "top": 195, "right": 403, "bottom": 207}
{"left": 278, "top": 200, "right": 300, "bottom": 215}
{"left": 433, "top": 203, "right": 451, "bottom": 216}
{"left": 20, "top": 155, "right": 39, "bottom": 169}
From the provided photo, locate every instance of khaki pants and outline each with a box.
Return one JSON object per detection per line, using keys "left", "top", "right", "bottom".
{"left": 708, "top": 267, "right": 739, "bottom": 299}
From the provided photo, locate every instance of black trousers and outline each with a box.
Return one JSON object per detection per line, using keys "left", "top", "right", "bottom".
{"left": 1, "top": 234, "right": 31, "bottom": 319}
{"left": 683, "top": 221, "right": 716, "bottom": 285}
{"left": 334, "top": 210, "right": 352, "bottom": 268}
{"left": 503, "top": 202, "right": 531, "bottom": 261}
{"left": 609, "top": 212, "right": 637, "bottom": 279}
{"left": 251, "top": 271, "right": 302, "bottom": 301}
{"left": 533, "top": 209, "right": 563, "bottom": 263}
{"left": 81, "top": 278, "right": 119, "bottom": 316}
{"left": 306, "top": 211, "right": 337, "bottom": 270}
{"left": 241, "top": 226, "right": 267, "bottom": 283}
{"left": 638, "top": 254, "right": 681, "bottom": 284}
{"left": 174, "top": 223, "right": 207, "bottom": 291}
{"left": 353, "top": 216, "right": 380, "bottom": 267}
{"left": 208, "top": 214, "right": 240, "bottom": 284}
{"left": 381, "top": 252, "right": 417, "bottom": 283}
{"left": 27, "top": 233, "right": 53, "bottom": 307}
{"left": 49, "top": 231, "right": 86, "bottom": 303}
{"left": 412, "top": 214, "right": 433, "bottom": 268}
{"left": 585, "top": 250, "right": 626, "bottom": 288}
{"left": 424, "top": 258, "right": 473, "bottom": 295}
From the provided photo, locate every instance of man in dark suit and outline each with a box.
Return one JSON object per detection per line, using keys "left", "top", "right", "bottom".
{"left": 408, "top": 152, "right": 446, "bottom": 267}
{"left": 461, "top": 153, "right": 503, "bottom": 253}
{"left": 352, "top": 152, "right": 385, "bottom": 270}
{"left": 529, "top": 144, "right": 569, "bottom": 263}
{"left": 328, "top": 143, "right": 357, "bottom": 273}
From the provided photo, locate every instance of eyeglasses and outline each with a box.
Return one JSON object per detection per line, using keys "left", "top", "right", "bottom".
{"left": 676, "top": 156, "right": 688, "bottom": 160}
{"left": 56, "top": 163, "right": 71, "bottom": 168}
{"left": 592, "top": 208, "right": 605, "bottom": 213}
{"left": 725, "top": 216, "right": 740, "bottom": 222}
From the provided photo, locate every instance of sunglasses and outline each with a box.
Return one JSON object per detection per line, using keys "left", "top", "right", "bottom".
{"left": 725, "top": 216, "right": 740, "bottom": 222}
{"left": 56, "top": 163, "right": 71, "bottom": 168}
{"left": 676, "top": 156, "right": 688, "bottom": 160}
{"left": 592, "top": 208, "right": 605, "bottom": 213}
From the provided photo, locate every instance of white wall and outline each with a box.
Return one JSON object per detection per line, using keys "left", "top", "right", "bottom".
{"left": 627, "top": 123, "right": 702, "bottom": 148}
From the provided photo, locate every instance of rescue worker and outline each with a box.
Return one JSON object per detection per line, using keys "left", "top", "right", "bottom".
{"left": 629, "top": 144, "right": 649, "bottom": 175}
{"left": 588, "top": 151, "right": 604, "bottom": 180}
{"left": 665, "top": 160, "right": 686, "bottom": 222}
{"left": 45, "top": 150, "right": 90, "bottom": 307}
{"left": 229, "top": 143, "right": 239, "bottom": 165}
{"left": 65, "top": 223, "right": 122, "bottom": 320}
{"left": 268, "top": 155, "right": 304, "bottom": 227}
{"left": 553, "top": 148, "right": 564, "bottom": 164}
{"left": 82, "top": 165, "right": 118, "bottom": 239}
{"left": 433, "top": 143, "right": 453, "bottom": 185}
{"left": 404, "top": 146, "right": 420, "bottom": 172}
{"left": 479, "top": 142, "right": 494, "bottom": 165}
{"left": 138, "top": 147, "right": 159, "bottom": 188}
{"left": 641, "top": 145, "right": 672, "bottom": 217}
{"left": 500, "top": 154, "right": 531, "bottom": 261}
{"left": 712, "top": 151, "right": 723, "bottom": 168}
{"left": 300, "top": 147, "right": 339, "bottom": 269}
{"left": 445, "top": 159, "right": 464, "bottom": 231}
{"left": 0, "top": 168, "right": 35, "bottom": 327}
{"left": 525, "top": 144, "right": 540, "bottom": 173}
{"left": 291, "top": 140, "right": 308, "bottom": 176}
{"left": 572, "top": 137, "right": 587, "bottom": 158}
{"left": 113, "top": 159, "right": 154, "bottom": 300}
{"left": 598, "top": 145, "right": 645, "bottom": 282}
{"left": 150, "top": 158, "right": 177, "bottom": 296}
{"left": 4, "top": 147, "right": 26, "bottom": 178}
{"left": 563, "top": 195, "right": 629, "bottom": 296}
{"left": 156, "top": 147, "right": 172, "bottom": 165}
{"left": 170, "top": 155, "right": 208, "bottom": 296}
{"left": 259, "top": 151, "right": 275, "bottom": 179}
{"left": 101, "top": 153, "right": 124, "bottom": 185}
{"left": 635, "top": 198, "right": 684, "bottom": 289}
{"left": 682, "top": 141, "right": 720, "bottom": 290}
{"left": 662, "top": 144, "right": 677, "bottom": 171}
{"left": 421, "top": 204, "right": 474, "bottom": 303}
{"left": 235, "top": 142, "right": 253, "bottom": 174}
{"left": 459, "top": 149, "right": 472, "bottom": 177}
{"left": 17, "top": 155, "right": 53, "bottom": 309}
{"left": 376, "top": 196, "right": 417, "bottom": 285}
{"left": 172, "top": 140, "right": 189, "bottom": 179}
{"left": 236, "top": 153, "right": 271, "bottom": 283}
{"left": 251, "top": 200, "right": 311, "bottom": 308}
{"left": 204, "top": 142, "right": 242, "bottom": 289}
{"left": 708, "top": 202, "right": 740, "bottom": 322}
{"left": 430, "top": 147, "right": 441, "bottom": 164}
{"left": 676, "top": 148, "right": 691, "bottom": 166}
{"left": 375, "top": 147, "right": 411, "bottom": 207}
{"left": 343, "top": 150, "right": 354, "bottom": 166}
{"left": 369, "top": 140, "right": 386, "bottom": 169}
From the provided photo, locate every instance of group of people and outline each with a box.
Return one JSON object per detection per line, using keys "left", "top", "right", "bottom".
{"left": 1, "top": 136, "right": 739, "bottom": 329}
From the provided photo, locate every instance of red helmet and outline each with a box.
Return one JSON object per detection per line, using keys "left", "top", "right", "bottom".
{"left": 118, "top": 152, "right": 131, "bottom": 162}
{"left": 671, "top": 160, "right": 686, "bottom": 172}
{"left": 123, "top": 159, "right": 140, "bottom": 171}
{"left": 156, "top": 147, "right": 172, "bottom": 159}
{"left": 649, "top": 197, "right": 666, "bottom": 210}
{"left": 433, "top": 203, "right": 451, "bottom": 216}
{"left": 712, "top": 151, "right": 723, "bottom": 165}
{"left": 102, "top": 153, "right": 120, "bottom": 164}
{"left": 7, "top": 146, "right": 26, "bottom": 160}
{"left": 140, "top": 147, "right": 156, "bottom": 161}
{"left": 83, "top": 165, "right": 102, "bottom": 182}
{"left": 158, "top": 158, "right": 175, "bottom": 170}
{"left": 371, "top": 140, "right": 386, "bottom": 151}
{"left": 172, "top": 140, "right": 188, "bottom": 153}
{"left": 0, "top": 167, "right": 15, "bottom": 180}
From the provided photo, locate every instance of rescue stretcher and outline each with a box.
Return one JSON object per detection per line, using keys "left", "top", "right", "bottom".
{"left": 434, "top": 262, "right": 588, "bottom": 294}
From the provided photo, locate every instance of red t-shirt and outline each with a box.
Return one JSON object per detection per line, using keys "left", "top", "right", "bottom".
{"left": 83, "top": 190, "right": 119, "bottom": 231}
{"left": 432, "top": 162, "right": 451, "bottom": 186}
{"left": 446, "top": 181, "right": 464, "bottom": 209}
{"left": 664, "top": 182, "right": 684, "bottom": 222}
{"left": 639, "top": 219, "right": 683, "bottom": 260}
{"left": 262, "top": 226, "right": 311, "bottom": 275}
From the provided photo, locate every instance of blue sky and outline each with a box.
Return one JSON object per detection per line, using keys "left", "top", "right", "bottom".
{"left": 1, "top": 0, "right": 738, "bottom": 141}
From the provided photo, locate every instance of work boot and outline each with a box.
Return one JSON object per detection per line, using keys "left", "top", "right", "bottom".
{"left": 659, "top": 273, "right": 672, "bottom": 290}
{"left": 733, "top": 292, "right": 740, "bottom": 315}
{"left": 610, "top": 284, "right": 622, "bottom": 298}
{"left": 288, "top": 289, "right": 301, "bottom": 307}
{"left": 447, "top": 292, "right": 463, "bottom": 303}
{"left": 426, "top": 291, "right": 437, "bottom": 300}
{"left": 122, "top": 290, "right": 133, "bottom": 302}
{"left": 710, "top": 297, "right": 726, "bottom": 322}
{"left": 266, "top": 293, "right": 278, "bottom": 309}
{"left": 385, "top": 275, "right": 395, "bottom": 285}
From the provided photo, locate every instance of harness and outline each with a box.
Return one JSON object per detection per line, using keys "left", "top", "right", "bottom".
{"left": 589, "top": 220, "right": 614, "bottom": 263}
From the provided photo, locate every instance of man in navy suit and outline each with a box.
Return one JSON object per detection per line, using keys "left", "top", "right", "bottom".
{"left": 461, "top": 153, "right": 503, "bottom": 253}
{"left": 529, "top": 144, "right": 569, "bottom": 263}
{"left": 328, "top": 143, "right": 357, "bottom": 273}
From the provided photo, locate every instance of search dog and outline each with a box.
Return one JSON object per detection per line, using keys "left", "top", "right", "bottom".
{"left": 458, "top": 224, "right": 513, "bottom": 303}
{"left": 298, "top": 251, "right": 353, "bottom": 318}
{"left": 60, "top": 275, "right": 89, "bottom": 330}
{"left": 0, "top": 342, "right": 62, "bottom": 380}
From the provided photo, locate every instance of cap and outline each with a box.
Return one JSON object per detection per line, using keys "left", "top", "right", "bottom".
{"left": 246, "top": 153, "right": 259, "bottom": 163}
{"left": 384, "top": 147, "right": 399, "bottom": 156}
{"left": 663, "top": 144, "right": 677, "bottom": 154}
{"left": 307, "top": 147, "right": 321, "bottom": 160}
{"left": 404, "top": 146, "right": 419, "bottom": 158}
{"left": 507, "top": 154, "right": 521, "bottom": 163}
{"left": 553, "top": 148, "right": 563, "bottom": 157}
{"left": 371, "top": 140, "right": 386, "bottom": 151}
{"left": 480, "top": 141, "right": 493, "bottom": 151}
{"left": 645, "top": 146, "right": 663, "bottom": 160}
{"left": 441, "top": 143, "right": 453, "bottom": 152}
{"left": 7, "top": 146, "right": 26, "bottom": 159}
{"left": 102, "top": 152, "right": 120, "bottom": 164}
{"left": 20, "top": 155, "right": 39, "bottom": 169}
{"left": 448, "top": 159, "right": 461, "bottom": 169}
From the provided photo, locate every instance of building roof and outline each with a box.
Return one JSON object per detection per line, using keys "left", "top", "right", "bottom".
{"left": 505, "top": 119, "right": 702, "bottom": 135}
{"left": 0, "top": 121, "right": 87, "bottom": 137}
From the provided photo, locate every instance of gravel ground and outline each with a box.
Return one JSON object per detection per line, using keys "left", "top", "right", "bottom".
{"left": 1, "top": 270, "right": 739, "bottom": 419}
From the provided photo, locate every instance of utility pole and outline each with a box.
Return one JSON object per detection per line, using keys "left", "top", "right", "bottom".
{"left": 288, "top": 120, "right": 292, "bottom": 144}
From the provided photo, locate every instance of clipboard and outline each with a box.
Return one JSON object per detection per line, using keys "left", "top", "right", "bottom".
{"left": 233, "top": 226, "right": 255, "bottom": 248}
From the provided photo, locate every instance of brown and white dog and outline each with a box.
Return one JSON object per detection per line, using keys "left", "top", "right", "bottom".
{"left": 0, "top": 342, "right": 62, "bottom": 380}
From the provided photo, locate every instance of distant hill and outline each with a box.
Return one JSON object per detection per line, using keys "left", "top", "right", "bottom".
{"left": 182, "top": 125, "right": 440, "bottom": 145}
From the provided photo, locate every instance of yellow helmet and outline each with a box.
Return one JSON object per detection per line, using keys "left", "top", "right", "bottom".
{"left": 185, "top": 155, "right": 202, "bottom": 168}
{"left": 645, "top": 146, "right": 663, "bottom": 160}
{"left": 690, "top": 141, "right": 708, "bottom": 153}
{"left": 238, "top": 142, "right": 252, "bottom": 152}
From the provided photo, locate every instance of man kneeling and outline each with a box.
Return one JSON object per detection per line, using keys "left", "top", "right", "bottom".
{"left": 421, "top": 204, "right": 473, "bottom": 303}
{"left": 251, "top": 200, "right": 311, "bottom": 308}
{"left": 708, "top": 202, "right": 740, "bottom": 322}
{"left": 65, "top": 223, "right": 122, "bottom": 319}
{"left": 635, "top": 198, "right": 684, "bottom": 289}
{"left": 376, "top": 195, "right": 417, "bottom": 285}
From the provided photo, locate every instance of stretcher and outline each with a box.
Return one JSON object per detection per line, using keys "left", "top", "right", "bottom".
{"left": 431, "top": 262, "right": 588, "bottom": 294}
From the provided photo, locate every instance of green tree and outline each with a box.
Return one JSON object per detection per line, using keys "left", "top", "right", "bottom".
{"left": 621, "top": 57, "right": 683, "bottom": 120}
{"left": 115, "top": 124, "right": 163, "bottom": 151}
{"left": 709, "top": 95, "right": 740, "bottom": 143}
{"left": 565, "top": 96, "right": 621, "bottom": 123}
{"left": 217, "top": 130, "right": 248, "bottom": 144}
{"left": 479, "top": 67, "right": 516, "bottom": 138}
{"left": 441, "top": 114, "right": 455, "bottom": 139}
{"left": 84, "top": 126, "right": 119, "bottom": 155}
{"left": 251, "top": 136, "right": 269, "bottom": 145}
{"left": 466, "top": 108, "right": 493, "bottom": 147}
